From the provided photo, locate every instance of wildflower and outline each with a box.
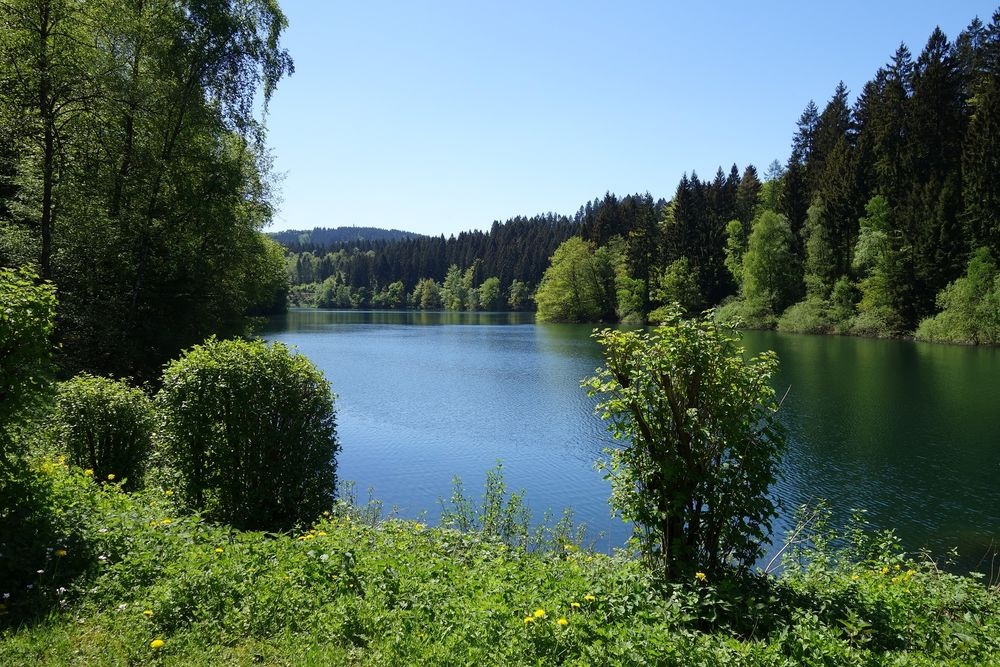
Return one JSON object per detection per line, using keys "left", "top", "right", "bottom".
{"left": 880, "top": 567, "right": 890, "bottom": 575}
{"left": 851, "top": 574, "right": 859, "bottom": 581}
{"left": 523, "top": 616, "right": 534, "bottom": 624}
{"left": 160, "top": 518, "right": 172, "bottom": 525}
{"left": 317, "top": 531, "right": 327, "bottom": 536}
{"left": 54, "top": 549, "right": 67, "bottom": 558}
{"left": 150, "top": 639, "right": 165, "bottom": 649}
{"left": 557, "top": 617, "right": 569, "bottom": 626}
{"left": 584, "top": 594, "right": 596, "bottom": 602}
{"left": 695, "top": 571, "right": 707, "bottom": 582}
{"left": 84, "top": 469, "right": 94, "bottom": 476}
{"left": 164, "top": 490, "right": 173, "bottom": 497}
{"left": 533, "top": 608, "right": 546, "bottom": 619}
{"left": 570, "top": 602, "right": 580, "bottom": 609}
{"left": 143, "top": 610, "right": 153, "bottom": 618}
{"left": 215, "top": 548, "right": 224, "bottom": 554}
{"left": 905, "top": 569, "right": 916, "bottom": 577}
{"left": 107, "top": 474, "right": 116, "bottom": 481}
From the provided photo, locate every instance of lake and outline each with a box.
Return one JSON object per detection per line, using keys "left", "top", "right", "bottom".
{"left": 264, "top": 309, "right": 1000, "bottom": 573}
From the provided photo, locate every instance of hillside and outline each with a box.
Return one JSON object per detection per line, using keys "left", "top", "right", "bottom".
{"left": 269, "top": 226, "right": 425, "bottom": 247}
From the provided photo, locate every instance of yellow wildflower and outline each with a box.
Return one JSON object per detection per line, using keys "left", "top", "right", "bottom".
{"left": 583, "top": 594, "right": 596, "bottom": 602}
{"left": 557, "top": 617, "right": 568, "bottom": 626}
{"left": 695, "top": 571, "right": 707, "bottom": 582}
{"left": 215, "top": 548, "right": 224, "bottom": 554}
{"left": 143, "top": 610, "right": 153, "bottom": 618}
{"left": 533, "top": 608, "right": 546, "bottom": 619}
{"left": 317, "top": 531, "right": 327, "bottom": 536}
{"left": 84, "top": 469, "right": 94, "bottom": 476}
{"left": 570, "top": 602, "right": 580, "bottom": 609}
{"left": 107, "top": 474, "right": 116, "bottom": 481}
{"left": 164, "top": 490, "right": 173, "bottom": 496}
{"left": 160, "top": 518, "right": 172, "bottom": 525}
{"left": 905, "top": 569, "right": 916, "bottom": 577}
{"left": 54, "top": 549, "right": 67, "bottom": 558}
{"left": 880, "top": 566, "right": 890, "bottom": 575}
{"left": 150, "top": 639, "right": 165, "bottom": 649}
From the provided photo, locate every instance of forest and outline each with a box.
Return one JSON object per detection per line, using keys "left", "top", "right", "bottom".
{"left": 0, "top": 0, "right": 291, "bottom": 383}
{"left": 280, "top": 11, "right": 1000, "bottom": 344}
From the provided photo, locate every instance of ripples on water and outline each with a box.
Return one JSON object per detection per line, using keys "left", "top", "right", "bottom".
{"left": 266, "top": 311, "right": 1000, "bottom": 573}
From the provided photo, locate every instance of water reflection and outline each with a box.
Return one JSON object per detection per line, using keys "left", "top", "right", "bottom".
{"left": 265, "top": 311, "right": 1000, "bottom": 573}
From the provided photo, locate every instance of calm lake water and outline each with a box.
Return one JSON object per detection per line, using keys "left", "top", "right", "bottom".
{"left": 264, "top": 309, "right": 1000, "bottom": 573}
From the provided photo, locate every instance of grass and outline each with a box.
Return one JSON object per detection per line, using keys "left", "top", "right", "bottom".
{"left": 2, "top": 456, "right": 999, "bottom": 666}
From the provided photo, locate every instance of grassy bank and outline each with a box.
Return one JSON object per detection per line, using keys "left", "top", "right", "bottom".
{"left": 2, "top": 456, "right": 999, "bottom": 666}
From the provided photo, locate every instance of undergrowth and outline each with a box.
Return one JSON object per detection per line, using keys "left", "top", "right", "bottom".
{"left": 1, "top": 456, "right": 998, "bottom": 666}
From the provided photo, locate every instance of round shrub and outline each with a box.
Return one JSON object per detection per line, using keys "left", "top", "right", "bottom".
{"left": 55, "top": 374, "right": 154, "bottom": 490}
{"left": 157, "top": 337, "right": 338, "bottom": 531}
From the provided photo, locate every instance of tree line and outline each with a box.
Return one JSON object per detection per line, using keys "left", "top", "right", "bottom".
{"left": 534, "top": 10, "right": 1000, "bottom": 344}
{"left": 282, "top": 196, "right": 667, "bottom": 311}
{"left": 0, "top": 0, "right": 292, "bottom": 382}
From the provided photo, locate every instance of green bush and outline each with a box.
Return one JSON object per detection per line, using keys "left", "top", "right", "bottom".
{"left": 916, "top": 247, "right": 1000, "bottom": 344}
{"left": 54, "top": 374, "right": 154, "bottom": 490}
{"left": 0, "top": 267, "right": 56, "bottom": 462}
{"left": 778, "top": 296, "right": 835, "bottom": 334}
{"left": 157, "top": 337, "right": 339, "bottom": 531}
{"left": 585, "top": 307, "right": 786, "bottom": 580}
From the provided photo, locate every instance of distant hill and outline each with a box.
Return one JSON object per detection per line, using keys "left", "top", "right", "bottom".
{"left": 269, "top": 226, "right": 424, "bottom": 247}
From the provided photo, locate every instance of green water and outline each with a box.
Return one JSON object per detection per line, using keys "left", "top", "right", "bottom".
{"left": 265, "top": 310, "right": 1000, "bottom": 573}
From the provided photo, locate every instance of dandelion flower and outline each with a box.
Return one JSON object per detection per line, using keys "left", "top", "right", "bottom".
{"left": 570, "top": 602, "right": 580, "bottom": 609}
{"left": 164, "top": 490, "right": 173, "bottom": 496}
{"left": 523, "top": 616, "right": 534, "bottom": 624}
{"left": 533, "top": 608, "right": 546, "bottom": 619}
{"left": 557, "top": 617, "right": 568, "bottom": 626}
{"left": 84, "top": 469, "right": 94, "bottom": 476}
{"left": 161, "top": 518, "right": 172, "bottom": 525}
{"left": 107, "top": 474, "right": 115, "bottom": 481}
{"left": 695, "top": 571, "right": 707, "bottom": 582}
{"left": 143, "top": 610, "right": 153, "bottom": 617}
{"left": 150, "top": 639, "right": 164, "bottom": 649}
{"left": 215, "top": 547, "right": 224, "bottom": 554}
{"left": 583, "top": 594, "right": 596, "bottom": 602}
{"left": 54, "top": 549, "right": 67, "bottom": 558}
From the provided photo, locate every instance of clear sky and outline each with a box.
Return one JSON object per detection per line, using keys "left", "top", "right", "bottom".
{"left": 264, "top": 1, "right": 999, "bottom": 237}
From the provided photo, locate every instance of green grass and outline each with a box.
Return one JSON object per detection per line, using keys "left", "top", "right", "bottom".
{"left": 2, "top": 456, "right": 999, "bottom": 666}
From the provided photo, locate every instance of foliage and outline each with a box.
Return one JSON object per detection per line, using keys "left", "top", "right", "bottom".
{"left": 535, "top": 237, "right": 616, "bottom": 322}
{"left": 157, "top": 338, "right": 339, "bottom": 531}
{"left": 585, "top": 308, "right": 786, "bottom": 579}
{"left": 916, "top": 247, "right": 1000, "bottom": 344}
{"left": 0, "top": 0, "right": 294, "bottom": 382}
{"left": 0, "top": 267, "right": 56, "bottom": 462}
{"left": 2, "top": 455, "right": 998, "bottom": 666}
{"left": 741, "top": 210, "right": 801, "bottom": 317}
{"left": 53, "top": 375, "right": 154, "bottom": 491}
{"left": 650, "top": 258, "right": 703, "bottom": 318}
{"left": 777, "top": 296, "right": 836, "bottom": 334}
{"left": 437, "top": 463, "right": 588, "bottom": 553}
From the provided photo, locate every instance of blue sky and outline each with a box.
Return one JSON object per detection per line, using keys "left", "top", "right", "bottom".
{"left": 264, "top": 1, "right": 999, "bottom": 236}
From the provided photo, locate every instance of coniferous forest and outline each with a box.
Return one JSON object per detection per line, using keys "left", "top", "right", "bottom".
{"left": 281, "top": 11, "right": 1000, "bottom": 344}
